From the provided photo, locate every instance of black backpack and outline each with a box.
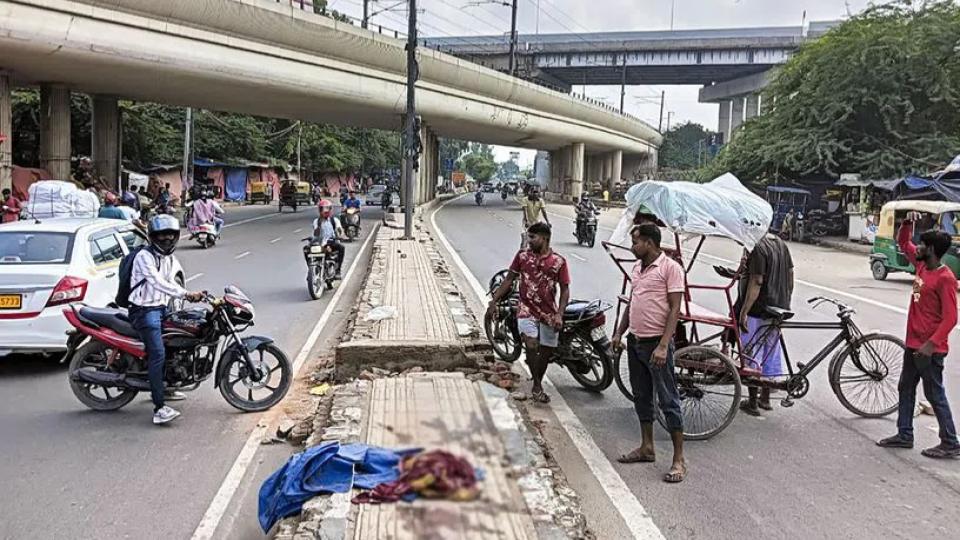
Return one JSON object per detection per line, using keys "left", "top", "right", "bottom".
{"left": 115, "top": 246, "right": 159, "bottom": 308}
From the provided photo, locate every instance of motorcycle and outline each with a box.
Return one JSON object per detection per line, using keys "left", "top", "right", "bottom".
{"left": 381, "top": 192, "right": 392, "bottom": 211}
{"left": 64, "top": 286, "right": 291, "bottom": 413}
{"left": 501, "top": 190, "right": 508, "bottom": 201}
{"left": 575, "top": 209, "right": 599, "bottom": 248}
{"left": 475, "top": 191, "right": 484, "bottom": 206}
{"left": 343, "top": 207, "right": 361, "bottom": 241}
{"left": 302, "top": 237, "right": 339, "bottom": 300}
{"left": 807, "top": 209, "right": 845, "bottom": 238}
{"left": 189, "top": 222, "right": 220, "bottom": 249}
{"left": 483, "top": 270, "right": 614, "bottom": 392}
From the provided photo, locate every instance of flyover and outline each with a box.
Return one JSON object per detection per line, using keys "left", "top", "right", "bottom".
{"left": 0, "top": 0, "right": 662, "bottom": 201}
{"left": 428, "top": 21, "right": 839, "bottom": 142}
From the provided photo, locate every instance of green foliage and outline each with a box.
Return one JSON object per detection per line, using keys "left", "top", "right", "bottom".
{"left": 460, "top": 143, "right": 497, "bottom": 182}
{"left": 707, "top": 0, "right": 960, "bottom": 182}
{"left": 440, "top": 139, "right": 469, "bottom": 171}
{"left": 312, "top": 0, "right": 353, "bottom": 23}
{"left": 498, "top": 159, "right": 520, "bottom": 179}
{"left": 659, "top": 122, "right": 714, "bottom": 170}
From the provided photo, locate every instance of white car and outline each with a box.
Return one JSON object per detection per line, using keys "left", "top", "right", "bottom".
{"left": 0, "top": 218, "right": 183, "bottom": 358}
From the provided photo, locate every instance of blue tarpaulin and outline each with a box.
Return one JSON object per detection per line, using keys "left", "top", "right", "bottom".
{"left": 224, "top": 168, "right": 248, "bottom": 201}
{"left": 257, "top": 441, "right": 420, "bottom": 532}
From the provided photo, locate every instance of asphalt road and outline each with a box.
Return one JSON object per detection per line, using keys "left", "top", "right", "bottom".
{"left": 436, "top": 195, "right": 960, "bottom": 539}
{"left": 0, "top": 203, "right": 378, "bottom": 540}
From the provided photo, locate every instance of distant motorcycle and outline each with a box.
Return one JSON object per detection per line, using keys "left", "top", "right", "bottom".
{"left": 575, "top": 209, "right": 599, "bottom": 248}
{"left": 501, "top": 190, "right": 508, "bottom": 201}
{"left": 302, "top": 237, "right": 339, "bottom": 300}
{"left": 807, "top": 209, "right": 846, "bottom": 237}
{"left": 189, "top": 222, "right": 220, "bottom": 249}
{"left": 475, "top": 191, "right": 484, "bottom": 206}
{"left": 343, "top": 207, "right": 361, "bottom": 241}
{"left": 484, "top": 270, "right": 614, "bottom": 392}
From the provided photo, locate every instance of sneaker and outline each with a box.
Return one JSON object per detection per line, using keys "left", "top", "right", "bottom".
{"left": 164, "top": 390, "right": 187, "bottom": 401}
{"left": 876, "top": 435, "right": 913, "bottom": 449}
{"left": 921, "top": 443, "right": 960, "bottom": 459}
{"left": 153, "top": 406, "right": 181, "bottom": 425}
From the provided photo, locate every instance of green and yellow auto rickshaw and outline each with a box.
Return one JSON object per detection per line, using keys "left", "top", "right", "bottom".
{"left": 249, "top": 180, "right": 274, "bottom": 204}
{"left": 869, "top": 200, "right": 960, "bottom": 280}
{"left": 278, "top": 179, "right": 311, "bottom": 212}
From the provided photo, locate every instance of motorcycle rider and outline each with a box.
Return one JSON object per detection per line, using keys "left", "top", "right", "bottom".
{"left": 189, "top": 188, "right": 225, "bottom": 235}
{"left": 475, "top": 188, "right": 484, "bottom": 205}
{"left": 381, "top": 188, "right": 393, "bottom": 209}
{"left": 574, "top": 194, "right": 598, "bottom": 238}
{"left": 343, "top": 191, "right": 362, "bottom": 211}
{"left": 313, "top": 200, "right": 346, "bottom": 279}
{"left": 128, "top": 215, "right": 205, "bottom": 425}
{"left": 117, "top": 191, "right": 141, "bottom": 222}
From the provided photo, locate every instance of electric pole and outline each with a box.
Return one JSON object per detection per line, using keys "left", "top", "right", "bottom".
{"left": 658, "top": 91, "right": 665, "bottom": 132}
{"left": 363, "top": 0, "right": 369, "bottom": 28}
{"left": 402, "top": 0, "right": 420, "bottom": 239}
{"left": 181, "top": 107, "right": 192, "bottom": 190}
{"left": 509, "top": 0, "right": 518, "bottom": 76}
{"left": 619, "top": 55, "right": 627, "bottom": 114}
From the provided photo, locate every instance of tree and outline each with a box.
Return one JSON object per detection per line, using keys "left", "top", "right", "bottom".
{"left": 440, "top": 138, "right": 468, "bottom": 172}
{"left": 707, "top": 0, "right": 960, "bottom": 182}
{"left": 312, "top": 0, "right": 353, "bottom": 23}
{"left": 498, "top": 159, "right": 520, "bottom": 179}
{"left": 659, "top": 122, "right": 714, "bottom": 170}
{"left": 459, "top": 143, "right": 497, "bottom": 182}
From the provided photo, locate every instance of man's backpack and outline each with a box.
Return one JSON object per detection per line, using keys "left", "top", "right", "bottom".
{"left": 115, "top": 246, "right": 159, "bottom": 308}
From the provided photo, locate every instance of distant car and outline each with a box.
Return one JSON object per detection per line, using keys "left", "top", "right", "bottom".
{"left": 481, "top": 184, "right": 496, "bottom": 193}
{"left": 0, "top": 218, "right": 183, "bottom": 358}
{"left": 366, "top": 185, "right": 388, "bottom": 205}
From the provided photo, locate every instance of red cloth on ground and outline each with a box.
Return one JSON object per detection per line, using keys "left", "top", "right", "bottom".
{"left": 351, "top": 450, "right": 479, "bottom": 504}
{"left": 897, "top": 222, "right": 958, "bottom": 354}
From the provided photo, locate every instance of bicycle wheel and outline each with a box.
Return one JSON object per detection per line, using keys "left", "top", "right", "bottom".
{"left": 484, "top": 311, "right": 521, "bottom": 363}
{"left": 613, "top": 348, "right": 634, "bottom": 401}
{"left": 829, "top": 333, "right": 904, "bottom": 418}
{"left": 671, "top": 346, "right": 742, "bottom": 440}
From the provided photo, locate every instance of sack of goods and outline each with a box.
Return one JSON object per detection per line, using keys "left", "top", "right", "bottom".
{"left": 25, "top": 180, "right": 102, "bottom": 219}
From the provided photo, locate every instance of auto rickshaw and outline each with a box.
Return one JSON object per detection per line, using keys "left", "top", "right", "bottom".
{"left": 249, "top": 180, "right": 274, "bottom": 204}
{"left": 278, "top": 179, "right": 311, "bottom": 212}
{"left": 869, "top": 200, "right": 960, "bottom": 280}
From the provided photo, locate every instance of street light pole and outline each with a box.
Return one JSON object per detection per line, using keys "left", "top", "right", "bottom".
{"left": 619, "top": 55, "right": 627, "bottom": 114}
{"left": 363, "top": 0, "right": 369, "bottom": 28}
{"left": 670, "top": 0, "right": 675, "bottom": 31}
{"left": 508, "top": 0, "right": 518, "bottom": 76}
{"left": 402, "top": 0, "right": 419, "bottom": 239}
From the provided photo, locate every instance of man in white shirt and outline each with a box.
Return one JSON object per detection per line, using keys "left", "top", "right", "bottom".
{"left": 312, "top": 199, "right": 345, "bottom": 278}
{"left": 129, "top": 215, "right": 204, "bottom": 425}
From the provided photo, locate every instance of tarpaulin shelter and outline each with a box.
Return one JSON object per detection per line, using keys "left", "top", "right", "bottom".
{"left": 10, "top": 166, "right": 53, "bottom": 200}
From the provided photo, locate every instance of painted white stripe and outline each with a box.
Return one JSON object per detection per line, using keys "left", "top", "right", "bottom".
{"left": 223, "top": 212, "right": 279, "bottom": 229}
{"left": 184, "top": 273, "right": 204, "bottom": 283}
{"left": 569, "top": 253, "right": 588, "bottom": 262}
{"left": 269, "top": 237, "right": 282, "bottom": 244}
{"left": 293, "top": 228, "right": 303, "bottom": 233}
{"left": 190, "top": 225, "right": 380, "bottom": 540}
{"left": 234, "top": 251, "right": 251, "bottom": 260}
{"left": 431, "top": 196, "right": 665, "bottom": 540}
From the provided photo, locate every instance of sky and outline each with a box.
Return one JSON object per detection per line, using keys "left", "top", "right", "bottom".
{"left": 327, "top": 0, "right": 886, "bottom": 165}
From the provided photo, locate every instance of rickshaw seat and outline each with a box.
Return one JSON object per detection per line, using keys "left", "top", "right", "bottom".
{"left": 764, "top": 306, "right": 794, "bottom": 321}
{"left": 681, "top": 302, "right": 734, "bottom": 327}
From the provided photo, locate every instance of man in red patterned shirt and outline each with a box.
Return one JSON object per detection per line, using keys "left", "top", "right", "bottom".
{"left": 488, "top": 222, "right": 570, "bottom": 403}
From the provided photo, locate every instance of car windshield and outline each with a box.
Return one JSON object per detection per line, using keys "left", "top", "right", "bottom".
{"left": 0, "top": 232, "right": 74, "bottom": 265}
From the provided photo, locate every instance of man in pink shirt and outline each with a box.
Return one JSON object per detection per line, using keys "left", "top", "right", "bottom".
{"left": 612, "top": 223, "right": 687, "bottom": 483}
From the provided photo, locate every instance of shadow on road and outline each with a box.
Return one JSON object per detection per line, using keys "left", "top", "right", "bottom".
{"left": 0, "top": 354, "right": 65, "bottom": 377}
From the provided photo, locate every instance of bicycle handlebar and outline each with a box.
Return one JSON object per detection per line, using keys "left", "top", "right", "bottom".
{"left": 807, "top": 296, "right": 856, "bottom": 316}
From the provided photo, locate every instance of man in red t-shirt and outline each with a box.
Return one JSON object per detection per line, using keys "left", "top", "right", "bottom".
{"left": 877, "top": 214, "right": 959, "bottom": 458}
{"left": 2, "top": 189, "right": 22, "bottom": 224}
{"left": 488, "top": 222, "right": 570, "bottom": 404}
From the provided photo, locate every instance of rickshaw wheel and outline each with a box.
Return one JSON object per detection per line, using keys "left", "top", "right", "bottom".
{"left": 667, "top": 346, "right": 742, "bottom": 440}
{"left": 871, "top": 260, "right": 888, "bottom": 281}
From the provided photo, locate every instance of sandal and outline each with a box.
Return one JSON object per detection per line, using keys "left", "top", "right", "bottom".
{"left": 921, "top": 444, "right": 960, "bottom": 459}
{"left": 531, "top": 389, "right": 551, "bottom": 404}
{"left": 758, "top": 401, "right": 774, "bottom": 411}
{"left": 739, "top": 400, "right": 762, "bottom": 417}
{"left": 617, "top": 449, "right": 656, "bottom": 464}
{"left": 663, "top": 462, "right": 687, "bottom": 483}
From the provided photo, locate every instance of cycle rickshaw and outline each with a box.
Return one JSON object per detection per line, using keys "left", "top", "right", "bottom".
{"left": 603, "top": 174, "right": 905, "bottom": 440}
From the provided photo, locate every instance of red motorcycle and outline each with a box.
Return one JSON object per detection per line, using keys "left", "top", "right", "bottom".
{"left": 64, "top": 286, "right": 291, "bottom": 412}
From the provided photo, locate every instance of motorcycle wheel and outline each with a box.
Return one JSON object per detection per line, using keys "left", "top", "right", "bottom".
{"left": 484, "top": 311, "right": 522, "bottom": 363}
{"left": 199, "top": 236, "right": 210, "bottom": 249}
{"left": 307, "top": 263, "right": 323, "bottom": 300}
{"left": 567, "top": 330, "right": 613, "bottom": 392}
{"left": 218, "top": 343, "right": 292, "bottom": 412}
{"left": 68, "top": 341, "right": 139, "bottom": 411}
{"left": 587, "top": 226, "right": 596, "bottom": 248}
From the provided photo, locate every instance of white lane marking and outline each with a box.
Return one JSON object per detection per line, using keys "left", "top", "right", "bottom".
{"left": 190, "top": 224, "right": 380, "bottom": 540}
{"left": 223, "top": 212, "right": 279, "bottom": 229}
{"left": 234, "top": 251, "right": 251, "bottom": 260}
{"left": 293, "top": 228, "right": 303, "bottom": 233}
{"left": 269, "top": 237, "right": 283, "bottom": 244}
{"left": 430, "top": 196, "right": 664, "bottom": 540}
{"left": 185, "top": 273, "right": 204, "bottom": 283}
{"left": 569, "top": 253, "right": 587, "bottom": 262}
{"left": 545, "top": 208, "right": 910, "bottom": 316}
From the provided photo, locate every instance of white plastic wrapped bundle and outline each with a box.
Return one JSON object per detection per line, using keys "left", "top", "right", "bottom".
{"left": 25, "top": 181, "right": 101, "bottom": 219}
{"left": 609, "top": 173, "right": 773, "bottom": 250}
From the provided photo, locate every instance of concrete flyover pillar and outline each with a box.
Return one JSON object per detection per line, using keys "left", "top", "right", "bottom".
{"left": 717, "top": 100, "right": 731, "bottom": 145}
{"left": 730, "top": 96, "right": 746, "bottom": 136}
{"left": 609, "top": 150, "right": 622, "bottom": 194}
{"left": 40, "top": 84, "right": 71, "bottom": 180}
{"left": 92, "top": 95, "right": 121, "bottom": 191}
{"left": 0, "top": 73, "right": 11, "bottom": 192}
{"left": 745, "top": 94, "right": 760, "bottom": 120}
{"left": 568, "top": 143, "right": 584, "bottom": 201}
{"left": 414, "top": 123, "right": 438, "bottom": 205}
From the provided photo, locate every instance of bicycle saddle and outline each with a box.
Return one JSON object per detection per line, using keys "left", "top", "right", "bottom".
{"left": 764, "top": 306, "right": 794, "bottom": 321}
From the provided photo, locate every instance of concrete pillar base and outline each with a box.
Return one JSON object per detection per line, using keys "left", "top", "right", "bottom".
{"left": 92, "top": 95, "right": 121, "bottom": 191}
{"left": 40, "top": 84, "right": 71, "bottom": 180}
{"left": 569, "top": 142, "right": 585, "bottom": 201}
{"left": 609, "top": 150, "right": 622, "bottom": 194}
{"left": 717, "top": 100, "right": 731, "bottom": 146}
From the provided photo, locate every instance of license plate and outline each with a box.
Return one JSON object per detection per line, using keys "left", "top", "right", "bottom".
{"left": 590, "top": 327, "right": 606, "bottom": 341}
{"left": 0, "top": 294, "right": 22, "bottom": 310}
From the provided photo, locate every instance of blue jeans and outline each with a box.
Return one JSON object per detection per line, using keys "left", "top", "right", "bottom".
{"left": 214, "top": 217, "right": 224, "bottom": 234}
{"left": 897, "top": 349, "right": 958, "bottom": 446}
{"left": 627, "top": 335, "right": 683, "bottom": 433}
{"left": 129, "top": 306, "right": 167, "bottom": 412}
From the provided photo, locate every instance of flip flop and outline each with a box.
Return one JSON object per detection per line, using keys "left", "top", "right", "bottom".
{"left": 663, "top": 463, "right": 687, "bottom": 483}
{"left": 531, "top": 389, "right": 551, "bottom": 404}
{"left": 617, "top": 449, "right": 656, "bottom": 464}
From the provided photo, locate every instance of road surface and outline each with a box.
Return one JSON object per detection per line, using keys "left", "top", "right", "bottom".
{"left": 0, "top": 203, "right": 378, "bottom": 540}
{"left": 435, "top": 195, "right": 960, "bottom": 539}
